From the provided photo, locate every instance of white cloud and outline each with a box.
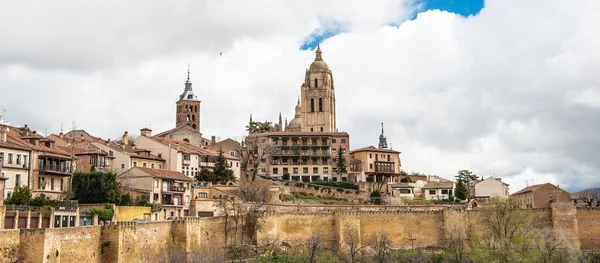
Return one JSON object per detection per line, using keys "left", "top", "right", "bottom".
{"left": 1, "top": 0, "right": 600, "bottom": 193}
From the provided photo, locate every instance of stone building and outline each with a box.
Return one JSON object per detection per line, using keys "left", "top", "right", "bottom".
{"left": 0, "top": 125, "right": 31, "bottom": 198}
{"left": 58, "top": 142, "right": 115, "bottom": 173}
{"left": 92, "top": 133, "right": 166, "bottom": 175}
{"left": 511, "top": 183, "right": 571, "bottom": 208}
{"left": 119, "top": 167, "right": 194, "bottom": 219}
{"left": 248, "top": 46, "right": 352, "bottom": 181}
{"left": 422, "top": 182, "right": 455, "bottom": 200}
{"left": 349, "top": 124, "right": 402, "bottom": 183}
{"left": 154, "top": 69, "right": 212, "bottom": 148}
{"left": 469, "top": 177, "right": 509, "bottom": 200}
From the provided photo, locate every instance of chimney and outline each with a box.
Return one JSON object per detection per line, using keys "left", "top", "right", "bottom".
{"left": 211, "top": 136, "right": 216, "bottom": 145}
{"left": 140, "top": 128, "right": 152, "bottom": 137}
{"left": 0, "top": 125, "right": 8, "bottom": 142}
{"left": 122, "top": 131, "right": 129, "bottom": 145}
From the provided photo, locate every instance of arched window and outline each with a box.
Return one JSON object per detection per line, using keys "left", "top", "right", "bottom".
{"left": 195, "top": 106, "right": 198, "bottom": 112}
{"left": 192, "top": 115, "right": 195, "bottom": 121}
{"left": 187, "top": 115, "right": 190, "bottom": 121}
{"left": 310, "top": 128, "right": 313, "bottom": 132}
{"left": 192, "top": 123, "right": 197, "bottom": 129}
{"left": 310, "top": 98, "right": 315, "bottom": 112}
{"left": 314, "top": 78, "right": 318, "bottom": 88}
{"left": 183, "top": 138, "right": 190, "bottom": 143}
{"left": 318, "top": 98, "right": 323, "bottom": 112}
{"left": 320, "top": 127, "right": 323, "bottom": 132}
{"left": 185, "top": 105, "right": 188, "bottom": 111}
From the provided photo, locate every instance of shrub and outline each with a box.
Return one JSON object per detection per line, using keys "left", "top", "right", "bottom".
{"left": 294, "top": 183, "right": 305, "bottom": 188}
{"left": 151, "top": 202, "right": 163, "bottom": 213}
{"left": 282, "top": 172, "right": 290, "bottom": 181}
{"left": 313, "top": 186, "right": 320, "bottom": 190}
{"left": 311, "top": 181, "right": 358, "bottom": 190}
{"left": 284, "top": 182, "right": 289, "bottom": 186}
{"left": 345, "top": 190, "right": 352, "bottom": 194}
{"left": 90, "top": 204, "right": 114, "bottom": 221}
{"left": 119, "top": 194, "right": 132, "bottom": 206}
{"left": 30, "top": 193, "right": 53, "bottom": 206}
{"left": 370, "top": 190, "right": 382, "bottom": 205}
{"left": 136, "top": 195, "right": 151, "bottom": 206}
{"left": 336, "top": 188, "right": 344, "bottom": 193}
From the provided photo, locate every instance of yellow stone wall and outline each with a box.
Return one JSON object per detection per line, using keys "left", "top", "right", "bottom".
{"left": 114, "top": 206, "right": 151, "bottom": 221}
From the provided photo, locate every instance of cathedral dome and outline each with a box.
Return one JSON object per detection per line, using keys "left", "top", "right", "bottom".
{"left": 288, "top": 117, "right": 302, "bottom": 131}
{"left": 309, "top": 45, "right": 328, "bottom": 71}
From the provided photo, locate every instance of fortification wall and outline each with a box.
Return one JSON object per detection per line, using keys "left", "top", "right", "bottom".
{"left": 0, "top": 229, "right": 21, "bottom": 262}
{"left": 577, "top": 208, "right": 600, "bottom": 251}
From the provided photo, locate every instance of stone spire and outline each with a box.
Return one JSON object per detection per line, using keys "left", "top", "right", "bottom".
{"left": 284, "top": 117, "right": 288, "bottom": 131}
{"left": 278, "top": 113, "right": 282, "bottom": 130}
{"left": 378, "top": 122, "right": 388, "bottom": 149}
{"left": 295, "top": 97, "right": 301, "bottom": 117}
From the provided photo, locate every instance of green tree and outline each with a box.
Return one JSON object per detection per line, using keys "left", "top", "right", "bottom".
{"left": 195, "top": 168, "right": 215, "bottom": 182}
{"left": 336, "top": 146, "right": 347, "bottom": 175}
{"left": 370, "top": 190, "right": 382, "bottom": 205}
{"left": 282, "top": 172, "right": 290, "bottom": 181}
{"left": 400, "top": 176, "right": 413, "bottom": 183}
{"left": 71, "top": 171, "right": 121, "bottom": 203}
{"left": 213, "top": 148, "right": 235, "bottom": 183}
{"left": 5, "top": 185, "right": 32, "bottom": 205}
{"left": 30, "top": 193, "right": 53, "bottom": 206}
{"left": 455, "top": 170, "right": 477, "bottom": 200}
{"left": 455, "top": 179, "right": 468, "bottom": 201}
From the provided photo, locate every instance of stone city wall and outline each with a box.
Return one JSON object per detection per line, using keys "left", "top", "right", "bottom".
{"left": 1, "top": 203, "right": 599, "bottom": 262}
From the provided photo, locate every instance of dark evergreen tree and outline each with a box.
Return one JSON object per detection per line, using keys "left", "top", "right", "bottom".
{"left": 71, "top": 171, "right": 121, "bottom": 203}
{"left": 455, "top": 179, "right": 468, "bottom": 201}
{"left": 213, "top": 148, "right": 235, "bottom": 183}
{"left": 336, "top": 146, "right": 347, "bottom": 175}
{"left": 195, "top": 168, "right": 215, "bottom": 182}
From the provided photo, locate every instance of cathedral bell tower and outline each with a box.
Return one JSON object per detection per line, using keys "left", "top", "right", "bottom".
{"left": 176, "top": 66, "right": 201, "bottom": 133}
{"left": 300, "top": 45, "right": 337, "bottom": 132}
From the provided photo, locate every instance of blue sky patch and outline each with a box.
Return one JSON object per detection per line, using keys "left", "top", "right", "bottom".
{"left": 412, "top": 0, "right": 484, "bottom": 19}
{"left": 299, "top": 0, "right": 483, "bottom": 50}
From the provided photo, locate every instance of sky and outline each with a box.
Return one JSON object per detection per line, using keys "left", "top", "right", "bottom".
{"left": 1, "top": 0, "right": 599, "bottom": 193}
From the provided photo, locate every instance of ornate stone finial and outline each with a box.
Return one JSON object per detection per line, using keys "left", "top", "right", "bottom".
{"left": 381, "top": 122, "right": 384, "bottom": 135}
{"left": 379, "top": 122, "right": 388, "bottom": 149}
{"left": 315, "top": 44, "right": 323, "bottom": 61}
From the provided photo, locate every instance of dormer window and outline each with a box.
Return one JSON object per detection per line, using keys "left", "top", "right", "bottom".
{"left": 145, "top": 152, "right": 150, "bottom": 157}
{"left": 188, "top": 94, "right": 193, "bottom": 99}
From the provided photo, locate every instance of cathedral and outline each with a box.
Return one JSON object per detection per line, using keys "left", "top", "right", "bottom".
{"left": 272, "top": 45, "right": 337, "bottom": 133}
{"left": 253, "top": 46, "right": 351, "bottom": 182}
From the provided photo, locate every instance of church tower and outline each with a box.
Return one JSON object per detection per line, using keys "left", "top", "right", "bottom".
{"left": 300, "top": 45, "right": 336, "bottom": 132}
{"left": 176, "top": 67, "right": 201, "bottom": 133}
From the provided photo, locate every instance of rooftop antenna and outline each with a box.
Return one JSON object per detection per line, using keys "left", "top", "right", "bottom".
{"left": 60, "top": 122, "right": 64, "bottom": 134}
{"left": 71, "top": 116, "right": 76, "bottom": 131}
{"left": 0, "top": 108, "right": 6, "bottom": 124}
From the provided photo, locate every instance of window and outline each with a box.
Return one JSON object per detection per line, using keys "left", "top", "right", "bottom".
{"left": 387, "top": 155, "right": 390, "bottom": 161}
{"left": 90, "top": 156, "right": 96, "bottom": 165}
{"left": 332, "top": 139, "right": 336, "bottom": 143}
{"left": 121, "top": 164, "right": 125, "bottom": 169}
{"left": 303, "top": 167, "right": 308, "bottom": 174}
{"left": 369, "top": 154, "right": 372, "bottom": 159}
{"left": 7, "top": 153, "right": 12, "bottom": 164}
{"left": 332, "top": 149, "right": 337, "bottom": 154}
{"left": 429, "top": 190, "right": 436, "bottom": 195}
{"left": 273, "top": 168, "right": 278, "bottom": 174}
{"left": 151, "top": 163, "right": 155, "bottom": 168}
{"left": 16, "top": 154, "right": 21, "bottom": 165}
{"left": 109, "top": 150, "right": 113, "bottom": 156}
{"left": 318, "top": 98, "right": 323, "bottom": 112}
{"left": 155, "top": 179, "right": 159, "bottom": 188}
{"left": 15, "top": 174, "right": 21, "bottom": 187}
{"left": 313, "top": 167, "right": 318, "bottom": 174}
{"left": 197, "top": 192, "right": 208, "bottom": 198}
{"left": 369, "top": 164, "right": 373, "bottom": 169}
{"left": 23, "top": 155, "right": 27, "bottom": 166}
{"left": 60, "top": 180, "right": 64, "bottom": 191}
{"left": 293, "top": 167, "right": 298, "bottom": 174}
{"left": 320, "top": 127, "right": 323, "bottom": 132}
{"left": 323, "top": 167, "right": 329, "bottom": 174}
{"left": 143, "top": 163, "right": 147, "bottom": 167}
{"left": 133, "top": 161, "right": 137, "bottom": 167}
{"left": 185, "top": 195, "right": 189, "bottom": 204}
{"left": 442, "top": 190, "right": 449, "bottom": 195}
{"left": 236, "top": 162, "right": 238, "bottom": 167}
{"left": 159, "top": 164, "right": 162, "bottom": 169}
{"left": 283, "top": 167, "right": 288, "bottom": 173}
{"left": 310, "top": 98, "right": 315, "bottom": 112}
{"left": 310, "top": 128, "right": 313, "bottom": 132}
{"left": 154, "top": 193, "right": 159, "bottom": 201}
{"left": 314, "top": 78, "right": 318, "bottom": 88}
{"left": 341, "top": 139, "right": 346, "bottom": 144}
{"left": 51, "top": 178, "right": 55, "bottom": 190}
{"left": 400, "top": 189, "right": 411, "bottom": 194}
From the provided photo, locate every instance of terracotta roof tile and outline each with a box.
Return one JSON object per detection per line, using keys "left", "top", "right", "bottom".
{"left": 511, "top": 183, "right": 552, "bottom": 196}
{"left": 350, "top": 145, "right": 400, "bottom": 154}
{"left": 422, "top": 181, "right": 454, "bottom": 189}
{"left": 137, "top": 167, "right": 194, "bottom": 181}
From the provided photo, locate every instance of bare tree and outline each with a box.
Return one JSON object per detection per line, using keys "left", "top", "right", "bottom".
{"left": 368, "top": 232, "right": 393, "bottom": 263}
{"left": 575, "top": 189, "right": 598, "bottom": 207}
{"left": 442, "top": 225, "right": 469, "bottom": 263}
{"left": 337, "top": 224, "right": 368, "bottom": 263}
{"left": 235, "top": 135, "right": 272, "bottom": 181}
{"left": 306, "top": 234, "right": 323, "bottom": 263}
{"left": 533, "top": 229, "right": 577, "bottom": 263}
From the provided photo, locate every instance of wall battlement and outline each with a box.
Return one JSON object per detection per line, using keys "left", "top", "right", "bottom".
{"left": 0, "top": 203, "right": 598, "bottom": 262}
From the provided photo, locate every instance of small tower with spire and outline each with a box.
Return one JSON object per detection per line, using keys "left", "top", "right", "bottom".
{"left": 176, "top": 64, "right": 201, "bottom": 133}
{"left": 378, "top": 122, "right": 388, "bottom": 149}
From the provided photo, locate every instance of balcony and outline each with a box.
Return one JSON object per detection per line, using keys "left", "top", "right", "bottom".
{"left": 182, "top": 160, "right": 191, "bottom": 166}
{"left": 200, "top": 162, "right": 215, "bottom": 168}
{"left": 38, "top": 163, "right": 71, "bottom": 174}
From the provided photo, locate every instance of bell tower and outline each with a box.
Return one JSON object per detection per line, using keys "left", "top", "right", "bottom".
{"left": 176, "top": 65, "right": 201, "bottom": 133}
{"left": 300, "top": 45, "right": 336, "bottom": 132}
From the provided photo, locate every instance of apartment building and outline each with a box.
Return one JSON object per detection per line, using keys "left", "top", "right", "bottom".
{"left": 0, "top": 126, "right": 31, "bottom": 198}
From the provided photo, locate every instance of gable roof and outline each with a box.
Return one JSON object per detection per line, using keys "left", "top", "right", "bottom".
{"left": 147, "top": 136, "right": 238, "bottom": 160}
{"left": 511, "top": 183, "right": 567, "bottom": 196}
{"left": 58, "top": 142, "right": 110, "bottom": 156}
{"left": 208, "top": 138, "right": 240, "bottom": 149}
{"left": 472, "top": 177, "right": 509, "bottom": 186}
{"left": 7, "top": 132, "right": 71, "bottom": 158}
{"left": 155, "top": 125, "right": 204, "bottom": 138}
{"left": 136, "top": 167, "right": 194, "bottom": 181}
{"left": 422, "top": 181, "right": 454, "bottom": 189}
{"left": 350, "top": 145, "right": 400, "bottom": 154}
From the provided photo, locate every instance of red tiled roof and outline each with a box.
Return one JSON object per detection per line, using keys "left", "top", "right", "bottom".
{"left": 148, "top": 136, "right": 236, "bottom": 159}
{"left": 511, "top": 183, "right": 552, "bottom": 196}
{"left": 350, "top": 145, "right": 400, "bottom": 154}
{"left": 265, "top": 131, "right": 349, "bottom": 136}
{"left": 137, "top": 167, "right": 194, "bottom": 181}
{"left": 57, "top": 142, "right": 109, "bottom": 156}
{"left": 7, "top": 132, "right": 71, "bottom": 158}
